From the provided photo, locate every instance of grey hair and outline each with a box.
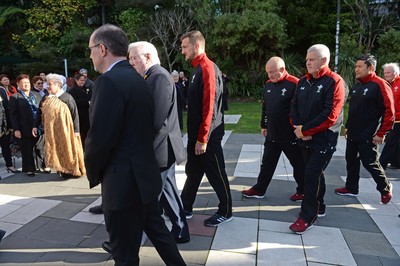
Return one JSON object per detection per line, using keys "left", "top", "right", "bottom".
{"left": 46, "top": 73, "right": 64, "bottom": 86}
{"left": 128, "top": 41, "right": 161, "bottom": 65}
{"left": 382, "top": 63, "right": 400, "bottom": 75}
{"left": 171, "top": 70, "right": 179, "bottom": 77}
{"left": 308, "top": 44, "right": 330, "bottom": 65}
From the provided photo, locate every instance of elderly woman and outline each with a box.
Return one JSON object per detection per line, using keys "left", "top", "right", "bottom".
{"left": 8, "top": 74, "right": 43, "bottom": 176}
{"left": 68, "top": 73, "right": 92, "bottom": 149}
{"left": 33, "top": 73, "right": 85, "bottom": 178}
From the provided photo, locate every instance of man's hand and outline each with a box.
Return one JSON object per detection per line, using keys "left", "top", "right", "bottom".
{"left": 372, "top": 135, "right": 384, "bottom": 145}
{"left": 32, "top": 128, "right": 38, "bottom": 137}
{"left": 14, "top": 130, "right": 21, "bottom": 139}
{"left": 195, "top": 141, "right": 207, "bottom": 155}
{"left": 293, "top": 125, "right": 303, "bottom": 138}
{"left": 301, "top": 136, "right": 312, "bottom": 141}
{"left": 261, "top": 128, "right": 267, "bottom": 137}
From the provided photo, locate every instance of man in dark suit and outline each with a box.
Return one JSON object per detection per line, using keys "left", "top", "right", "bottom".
{"left": 8, "top": 74, "right": 43, "bottom": 176}
{"left": 128, "top": 41, "right": 190, "bottom": 243}
{"left": 85, "top": 24, "right": 185, "bottom": 266}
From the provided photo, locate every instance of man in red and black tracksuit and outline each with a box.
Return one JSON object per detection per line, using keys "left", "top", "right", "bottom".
{"left": 379, "top": 63, "right": 400, "bottom": 169}
{"left": 241, "top": 56, "right": 305, "bottom": 200}
{"left": 289, "top": 44, "right": 346, "bottom": 234}
{"left": 180, "top": 30, "right": 232, "bottom": 227}
{"left": 336, "top": 54, "right": 394, "bottom": 204}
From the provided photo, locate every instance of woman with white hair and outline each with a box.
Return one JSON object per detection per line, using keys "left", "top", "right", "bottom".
{"left": 33, "top": 73, "right": 85, "bottom": 178}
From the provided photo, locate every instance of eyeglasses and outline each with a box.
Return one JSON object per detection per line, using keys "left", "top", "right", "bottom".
{"left": 87, "top": 43, "right": 102, "bottom": 54}
{"left": 129, "top": 53, "right": 146, "bottom": 62}
{"left": 36, "top": 82, "right": 43, "bottom": 85}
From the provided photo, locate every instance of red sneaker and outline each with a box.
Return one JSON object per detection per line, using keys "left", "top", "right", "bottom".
{"left": 241, "top": 188, "right": 264, "bottom": 199}
{"left": 381, "top": 183, "right": 393, "bottom": 204}
{"left": 290, "top": 193, "right": 304, "bottom": 202}
{"left": 289, "top": 217, "right": 313, "bottom": 234}
{"left": 335, "top": 187, "right": 358, "bottom": 197}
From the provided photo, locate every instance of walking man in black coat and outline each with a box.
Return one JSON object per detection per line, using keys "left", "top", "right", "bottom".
{"left": 85, "top": 24, "right": 185, "bottom": 266}
{"left": 128, "top": 41, "right": 190, "bottom": 243}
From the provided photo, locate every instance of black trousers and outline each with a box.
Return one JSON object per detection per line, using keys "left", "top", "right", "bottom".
{"left": 159, "top": 164, "right": 189, "bottom": 239}
{"left": 253, "top": 139, "right": 305, "bottom": 194}
{"left": 35, "top": 135, "right": 46, "bottom": 170}
{"left": 379, "top": 123, "right": 400, "bottom": 168}
{"left": 299, "top": 146, "right": 334, "bottom": 224}
{"left": 0, "top": 133, "right": 13, "bottom": 167}
{"left": 345, "top": 140, "right": 391, "bottom": 194}
{"left": 103, "top": 199, "right": 186, "bottom": 266}
{"left": 19, "top": 136, "right": 38, "bottom": 172}
{"left": 181, "top": 139, "right": 232, "bottom": 217}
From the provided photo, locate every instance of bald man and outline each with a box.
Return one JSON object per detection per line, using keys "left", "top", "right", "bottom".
{"left": 242, "top": 57, "right": 305, "bottom": 201}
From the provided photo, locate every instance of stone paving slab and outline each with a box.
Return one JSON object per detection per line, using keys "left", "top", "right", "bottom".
{"left": 0, "top": 133, "right": 399, "bottom": 265}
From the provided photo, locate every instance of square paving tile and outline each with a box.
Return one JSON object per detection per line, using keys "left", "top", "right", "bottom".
{"left": 206, "top": 250, "right": 255, "bottom": 266}
{"left": 258, "top": 230, "right": 306, "bottom": 266}
{"left": 211, "top": 217, "right": 258, "bottom": 254}
{"left": 302, "top": 226, "right": 356, "bottom": 265}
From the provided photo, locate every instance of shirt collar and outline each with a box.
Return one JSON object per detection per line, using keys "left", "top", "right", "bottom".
{"left": 105, "top": 59, "right": 125, "bottom": 73}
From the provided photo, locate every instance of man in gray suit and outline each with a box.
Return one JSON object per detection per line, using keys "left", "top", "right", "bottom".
{"left": 85, "top": 24, "right": 185, "bottom": 266}
{"left": 128, "top": 41, "right": 190, "bottom": 243}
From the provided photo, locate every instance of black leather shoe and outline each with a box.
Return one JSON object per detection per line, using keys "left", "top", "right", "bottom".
{"left": 175, "top": 235, "right": 190, "bottom": 244}
{"left": 102, "top": 241, "right": 112, "bottom": 254}
{"left": 0, "top": 229, "right": 6, "bottom": 243}
{"left": 89, "top": 205, "right": 103, "bottom": 214}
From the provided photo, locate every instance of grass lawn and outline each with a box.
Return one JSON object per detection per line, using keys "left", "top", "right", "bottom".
{"left": 224, "top": 100, "right": 262, "bottom": 133}
{"left": 182, "top": 99, "right": 262, "bottom": 134}
{"left": 183, "top": 99, "right": 349, "bottom": 135}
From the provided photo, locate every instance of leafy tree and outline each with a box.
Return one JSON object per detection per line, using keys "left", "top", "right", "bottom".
{"left": 117, "top": 7, "right": 147, "bottom": 43}
{"left": 278, "top": 0, "right": 338, "bottom": 54}
{"left": 210, "top": 0, "right": 288, "bottom": 95}
{"left": 343, "top": 0, "right": 400, "bottom": 53}
{"left": 15, "top": 0, "right": 97, "bottom": 53}
{"left": 149, "top": 6, "right": 194, "bottom": 72}
{"left": 377, "top": 28, "right": 400, "bottom": 66}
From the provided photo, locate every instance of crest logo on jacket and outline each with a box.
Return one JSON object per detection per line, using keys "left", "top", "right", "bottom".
{"left": 191, "top": 74, "right": 196, "bottom": 83}
{"left": 281, "top": 88, "right": 287, "bottom": 96}
{"left": 363, "top": 88, "right": 368, "bottom": 95}
{"left": 300, "top": 86, "right": 305, "bottom": 90}
{"left": 267, "top": 89, "right": 271, "bottom": 93}
{"left": 317, "top": 85, "right": 323, "bottom": 93}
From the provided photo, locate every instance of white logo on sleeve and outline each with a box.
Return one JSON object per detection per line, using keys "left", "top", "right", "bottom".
{"left": 363, "top": 88, "right": 368, "bottom": 95}
{"left": 317, "top": 85, "right": 323, "bottom": 93}
{"left": 281, "top": 88, "right": 287, "bottom": 96}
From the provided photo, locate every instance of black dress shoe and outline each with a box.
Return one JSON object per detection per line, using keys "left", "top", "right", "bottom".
{"left": 89, "top": 205, "right": 103, "bottom": 214}
{"left": 0, "top": 229, "right": 6, "bottom": 243}
{"left": 102, "top": 241, "right": 112, "bottom": 254}
{"left": 175, "top": 235, "right": 190, "bottom": 244}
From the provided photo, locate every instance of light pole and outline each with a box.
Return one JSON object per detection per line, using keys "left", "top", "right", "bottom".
{"left": 334, "top": 0, "right": 341, "bottom": 73}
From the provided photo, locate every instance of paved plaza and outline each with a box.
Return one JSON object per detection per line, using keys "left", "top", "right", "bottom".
{"left": 0, "top": 129, "right": 399, "bottom": 265}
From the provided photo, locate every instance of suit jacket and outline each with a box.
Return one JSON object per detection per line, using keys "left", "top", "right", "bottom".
{"left": 145, "top": 64, "right": 185, "bottom": 168}
{"left": 9, "top": 91, "right": 42, "bottom": 138}
{"left": 84, "top": 60, "right": 161, "bottom": 210}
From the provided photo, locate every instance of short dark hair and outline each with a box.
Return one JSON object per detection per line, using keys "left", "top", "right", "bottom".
{"left": 16, "top": 74, "right": 30, "bottom": 83}
{"left": 356, "top": 53, "right": 377, "bottom": 69}
{"left": 91, "top": 24, "right": 129, "bottom": 57}
{"left": 32, "top": 76, "right": 42, "bottom": 84}
{"left": 180, "top": 30, "right": 205, "bottom": 47}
